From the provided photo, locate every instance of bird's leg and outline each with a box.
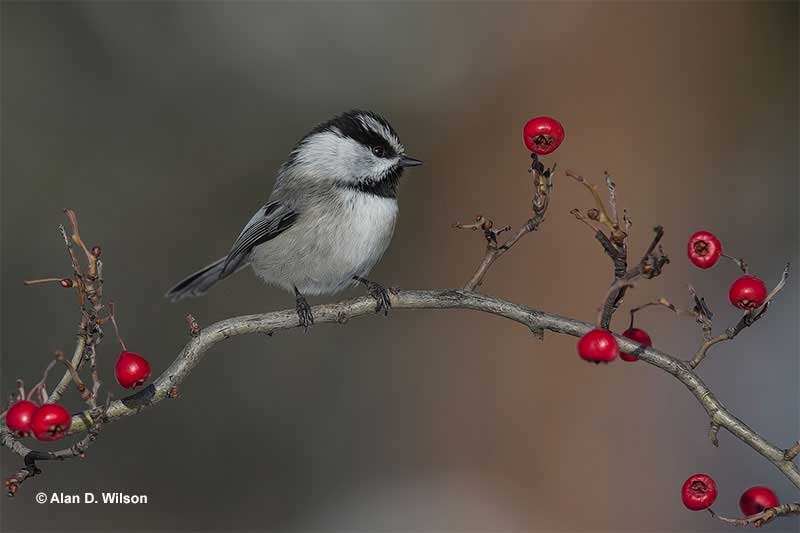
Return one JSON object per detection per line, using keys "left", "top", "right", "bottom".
{"left": 294, "top": 286, "right": 314, "bottom": 331}
{"left": 353, "top": 276, "right": 392, "bottom": 316}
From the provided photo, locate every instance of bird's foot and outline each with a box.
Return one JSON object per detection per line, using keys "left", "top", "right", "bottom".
{"left": 353, "top": 276, "right": 392, "bottom": 316}
{"left": 294, "top": 287, "right": 314, "bottom": 331}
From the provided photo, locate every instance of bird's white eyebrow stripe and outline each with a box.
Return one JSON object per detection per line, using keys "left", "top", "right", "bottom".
{"left": 358, "top": 114, "right": 403, "bottom": 154}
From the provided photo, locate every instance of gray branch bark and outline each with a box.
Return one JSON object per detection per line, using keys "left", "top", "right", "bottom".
{"left": 4, "top": 288, "right": 797, "bottom": 489}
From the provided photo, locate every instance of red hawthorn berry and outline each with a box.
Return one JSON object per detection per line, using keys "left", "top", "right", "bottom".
{"left": 739, "top": 486, "right": 779, "bottom": 516}
{"left": 115, "top": 351, "right": 151, "bottom": 389}
{"left": 728, "top": 275, "right": 767, "bottom": 310}
{"left": 687, "top": 231, "right": 722, "bottom": 269}
{"left": 31, "top": 403, "right": 71, "bottom": 442}
{"left": 523, "top": 116, "right": 565, "bottom": 155}
{"left": 577, "top": 329, "right": 619, "bottom": 363}
{"left": 681, "top": 473, "right": 718, "bottom": 511}
{"left": 5, "top": 400, "right": 39, "bottom": 438}
{"left": 621, "top": 328, "right": 652, "bottom": 362}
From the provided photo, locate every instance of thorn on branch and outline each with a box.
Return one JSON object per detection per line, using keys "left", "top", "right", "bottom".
{"left": 185, "top": 314, "right": 201, "bottom": 337}
{"left": 784, "top": 441, "right": 800, "bottom": 462}
{"left": 709, "top": 421, "right": 721, "bottom": 447}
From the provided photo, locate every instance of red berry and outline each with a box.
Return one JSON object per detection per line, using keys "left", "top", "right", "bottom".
{"left": 687, "top": 231, "right": 722, "bottom": 269}
{"left": 31, "top": 404, "right": 71, "bottom": 442}
{"left": 522, "top": 116, "right": 565, "bottom": 155}
{"left": 577, "top": 329, "right": 619, "bottom": 363}
{"left": 739, "top": 486, "right": 779, "bottom": 516}
{"left": 620, "top": 328, "right": 652, "bottom": 362}
{"left": 681, "top": 473, "right": 718, "bottom": 511}
{"left": 5, "top": 400, "right": 39, "bottom": 438}
{"left": 728, "top": 275, "right": 767, "bottom": 310}
{"left": 115, "top": 351, "right": 151, "bottom": 389}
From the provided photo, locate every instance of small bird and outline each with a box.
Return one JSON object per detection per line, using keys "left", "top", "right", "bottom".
{"left": 165, "top": 110, "right": 422, "bottom": 328}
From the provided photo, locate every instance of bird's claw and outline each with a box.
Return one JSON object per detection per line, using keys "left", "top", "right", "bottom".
{"left": 354, "top": 276, "right": 392, "bottom": 316}
{"left": 295, "top": 291, "right": 314, "bottom": 331}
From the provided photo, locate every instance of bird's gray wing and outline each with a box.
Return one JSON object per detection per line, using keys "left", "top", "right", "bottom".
{"left": 220, "top": 201, "right": 299, "bottom": 277}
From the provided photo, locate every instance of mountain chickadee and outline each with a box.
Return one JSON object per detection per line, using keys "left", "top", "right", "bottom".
{"left": 165, "top": 110, "right": 422, "bottom": 328}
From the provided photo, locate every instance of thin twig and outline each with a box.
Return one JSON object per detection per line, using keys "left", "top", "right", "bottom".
{"left": 722, "top": 253, "right": 749, "bottom": 274}
{"left": 107, "top": 302, "right": 128, "bottom": 351}
{"left": 688, "top": 284, "right": 714, "bottom": 340}
{"left": 25, "top": 360, "right": 57, "bottom": 403}
{"left": 47, "top": 210, "right": 105, "bottom": 403}
{"left": 458, "top": 156, "right": 554, "bottom": 291}
{"left": 54, "top": 351, "right": 94, "bottom": 407}
{"left": 570, "top": 209, "right": 605, "bottom": 234}
{"left": 708, "top": 504, "right": 800, "bottom": 527}
{"left": 3, "top": 410, "right": 107, "bottom": 496}
{"left": 22, "top": 277, "right": 72, "bottom": 287}
{"left": 628, "top": 297, "right": 688, "bottom": 330}
{"left": 565, "top": 170, "right": 616, "bottom": 231}
{"left": 597, "top": 226, "right": 667, "bottom": 329}
{"left": 690, "top": 264, "right": 790, "bottom": 368}
{"left": 605, "top": 172, "right": 619, "bottom": 227}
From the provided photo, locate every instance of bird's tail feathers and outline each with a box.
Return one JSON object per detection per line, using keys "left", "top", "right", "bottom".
{"left": 165, "top": 256, "right": 245, "bottom": 302}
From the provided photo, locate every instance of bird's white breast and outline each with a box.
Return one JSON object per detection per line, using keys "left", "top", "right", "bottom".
{"left": 250, "top": 188, "right": 398, "bottom": 295}
{"left": 333, "top": 188, "right": 398, "bottom": 274}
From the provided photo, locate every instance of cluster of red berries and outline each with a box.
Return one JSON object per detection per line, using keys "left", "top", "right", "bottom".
{"left": 574, "top": 230, "right": 770, "bottom": 363}
{"left": 575, "top": 327, "right": 653, "bottom": 363}
{"left": 688, "top": 230, "right": 768, "bottom": 310}
{"left": 5, "top": 401, "right": 71, "bottom": 442}
{"left": 4, "top": 350, "right": 151, "bottom": 442}
{"left": 681, "top": 473, "right": 780, "bottom": 517}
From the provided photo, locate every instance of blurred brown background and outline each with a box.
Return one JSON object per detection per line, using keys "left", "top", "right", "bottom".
{"left": 1, "top": 2, "right": 797, "bottom": 532}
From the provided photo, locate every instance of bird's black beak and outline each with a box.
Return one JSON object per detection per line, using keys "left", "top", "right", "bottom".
{"left": 398, "top": 155, "right": 423, "bottom": 167}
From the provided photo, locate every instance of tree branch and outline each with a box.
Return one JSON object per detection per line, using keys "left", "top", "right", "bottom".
{"left": 47, "top": 210, "right": 105, "bottom": 403}
{"left": 4, "top": 289, "right": 798, "bottom": 492}
{"left": 456, "top": 155, "right": 554, "bottom": 291}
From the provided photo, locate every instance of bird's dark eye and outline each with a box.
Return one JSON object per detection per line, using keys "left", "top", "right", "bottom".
{"left": 371, "top": 146, "right": 385, "bottom": 157}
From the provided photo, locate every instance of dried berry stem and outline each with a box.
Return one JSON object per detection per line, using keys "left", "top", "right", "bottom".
{"left": 722, "top": 253, "right": 749, "bottom": 274}
{"left": 107, "top": 302, "right": 128, "bottom": 352}
{"left": 628, "top": 297, "right": 687, "bottom": 330}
